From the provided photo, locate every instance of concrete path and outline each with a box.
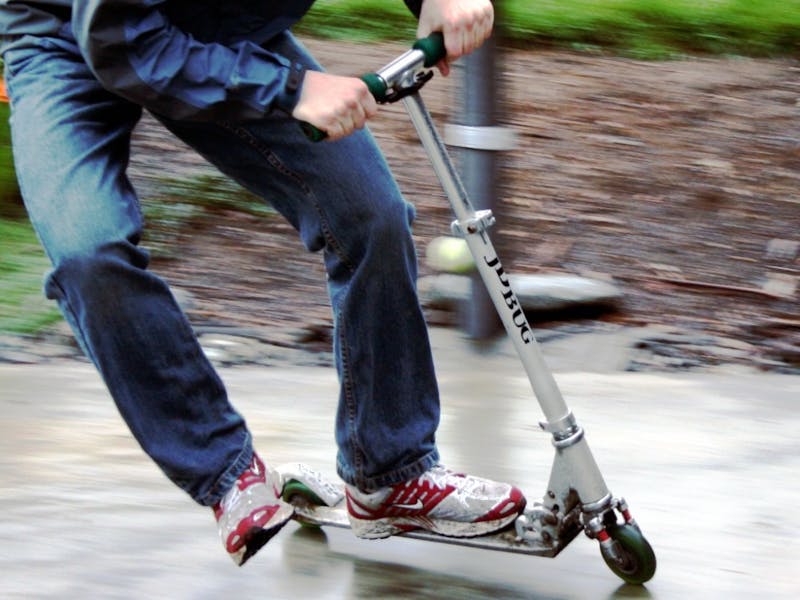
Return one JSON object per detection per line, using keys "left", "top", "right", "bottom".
{"left": 1, "top": 328, "right": 798, "bottom": 599}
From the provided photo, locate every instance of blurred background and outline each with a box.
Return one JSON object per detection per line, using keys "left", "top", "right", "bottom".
{"left": 1, "top": 0, "right": 798, "bottom": 372}
{"left": 1, "top": 2, "right": 799, "bottom": 598}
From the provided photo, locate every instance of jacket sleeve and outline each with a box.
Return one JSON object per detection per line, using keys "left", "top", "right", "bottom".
{"left": 403, "top": 0, "right": 423, "bottom": 18}
{"left": 72, "top": 0, "right": 298, "bottom": 121}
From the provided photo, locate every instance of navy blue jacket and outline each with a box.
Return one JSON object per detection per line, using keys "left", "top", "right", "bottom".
{"left": 1, "top": 1, "right": 422, "bottom": 120}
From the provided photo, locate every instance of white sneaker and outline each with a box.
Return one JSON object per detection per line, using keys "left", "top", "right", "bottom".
{"left": 346, "top": 465, "right": 525, "bottom": 539}
{"left": 213, "top": 453, "right": 294, "bottom": 565}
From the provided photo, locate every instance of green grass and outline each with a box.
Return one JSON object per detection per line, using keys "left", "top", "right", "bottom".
{"left": 145, "top": 174, "right": 273, "bottom": 221}
{"left": 298, "top": 0, "right": 419, "bottom": 42}
{"left": 297, "top": 0, "right": 800, "bottom": 58}
{"left": 0, "top": 99, "right": 59, "bottom": 334}
{"left": 140, "top": 174, "right": 275, "bottom": 258}
{"left": 0, "top": 219, "right": 62, "bottom": 334}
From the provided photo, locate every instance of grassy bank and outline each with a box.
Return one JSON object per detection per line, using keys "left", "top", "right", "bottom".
{"left": 298, "top": 0, "right": 800, "bottom": 58}
{"left": 0, "top": 220, "right": 61, "bottom": 334}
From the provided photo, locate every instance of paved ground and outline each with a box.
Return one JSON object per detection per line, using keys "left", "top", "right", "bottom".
{"left": 1, "top": 328, "right": 798, "bottom": 599}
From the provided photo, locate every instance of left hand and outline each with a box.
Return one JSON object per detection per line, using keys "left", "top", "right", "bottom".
{"left": 292, "top": 71, "right": 378, "bottom": 141}
{"left": 416, "top": 0, "right": 495, "bottom": 76}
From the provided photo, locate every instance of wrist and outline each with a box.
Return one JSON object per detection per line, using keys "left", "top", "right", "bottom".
{"left": 274, "top": 62, "right": 307, "bottom": 115}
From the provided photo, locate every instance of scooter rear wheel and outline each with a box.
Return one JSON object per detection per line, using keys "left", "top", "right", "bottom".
{"left": 282, "top": 480, "right": 325, "bottom": 528}
{"left": 600, "top": 523, "right": 657, "bottom": 584}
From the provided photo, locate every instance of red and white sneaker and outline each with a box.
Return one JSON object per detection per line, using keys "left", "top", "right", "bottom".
{"left": 213, "top": 453, "right": 294, "bottom": 566}
{"left": 345, "top": 465, "right": 526, "bottom": 539}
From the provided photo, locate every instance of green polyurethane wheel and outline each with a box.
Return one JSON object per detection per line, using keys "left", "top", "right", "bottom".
{"left": 282, "top": 479, "right": 326, "bottom": 529}
{"left": 282, "top": 479, "right": 325, "bottom": 506}
{"left": 600, "top": 523, "right": 657, "bottom": 585}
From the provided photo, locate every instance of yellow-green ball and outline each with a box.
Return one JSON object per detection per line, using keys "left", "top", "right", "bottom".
{"left": 426, "top": 236, "right": 476, "bottom": 274}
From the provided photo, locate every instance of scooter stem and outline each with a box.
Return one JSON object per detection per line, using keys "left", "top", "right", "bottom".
{"left": 401, "top": 91, "right": 613, "bottom": 514}
{"left": 401, "top": 92, "right": 566, "bottom": 420}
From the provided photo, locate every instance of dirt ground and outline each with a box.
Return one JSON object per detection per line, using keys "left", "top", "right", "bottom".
{"left": 125, "top": 38, "right": 799, "bottom": 372}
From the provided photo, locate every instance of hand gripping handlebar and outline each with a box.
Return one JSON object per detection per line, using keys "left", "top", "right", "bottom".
{"left": 300, "top": 32, "right": 446, "bottom": 142}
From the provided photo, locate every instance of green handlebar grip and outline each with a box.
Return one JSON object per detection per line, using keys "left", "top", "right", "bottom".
{"left": 412, "top": 32, "right": 446, "bottom": 68}
{"left": 301, "top": 34, "right": 443, "bottom": 141}
{"left": 300, "top": 74, "right": 387, "bottom": 142}
{"left": 361, "top": 73, "right": 388, "bottom": 103}
{"left": 300, "top": 121, "right": 327, "bottom": 143}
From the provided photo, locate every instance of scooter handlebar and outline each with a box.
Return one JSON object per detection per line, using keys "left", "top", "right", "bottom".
{"left": 412, "top": 32, "right": 447, "bottom": 68}
{"left": 300, "top": 33, "right": 445, "bottom": 142}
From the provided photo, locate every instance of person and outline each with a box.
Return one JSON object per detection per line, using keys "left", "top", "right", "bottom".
{"left": 0, "top": 0, "right": 526, "bottom": 566}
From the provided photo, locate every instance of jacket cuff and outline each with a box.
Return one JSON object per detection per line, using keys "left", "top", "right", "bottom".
{"left": 273, "top": 62, "right": 306, "bottom": 115}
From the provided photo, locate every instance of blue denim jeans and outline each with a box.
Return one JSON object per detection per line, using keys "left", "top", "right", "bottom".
{"left": 3, "top": 27, "right": 440, "bottom": 504}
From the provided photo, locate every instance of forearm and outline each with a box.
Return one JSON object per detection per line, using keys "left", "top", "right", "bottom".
{"left": 73, "top": 0, "right": 297, "bottom": 121}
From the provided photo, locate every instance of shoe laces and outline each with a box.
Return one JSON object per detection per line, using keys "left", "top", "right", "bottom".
{"left": 418, "top": 465, "right": 484, "bottom": 495}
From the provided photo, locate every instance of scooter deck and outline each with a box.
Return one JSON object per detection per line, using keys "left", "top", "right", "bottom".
{"left": 282, "top": 467, "right": 583, "bottom": 558}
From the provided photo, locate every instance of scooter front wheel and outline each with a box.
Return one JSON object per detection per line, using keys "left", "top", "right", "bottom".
{"left": 600, "top": 523, "right": 657, "bottom": 584}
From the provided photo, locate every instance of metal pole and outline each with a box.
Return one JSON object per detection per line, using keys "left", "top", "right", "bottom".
{"left": 446, "top": 32, "right": 516, "bottom": 339}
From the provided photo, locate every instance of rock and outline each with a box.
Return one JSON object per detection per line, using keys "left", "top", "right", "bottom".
{"left": 512, "top": 274, "right": 623, "bottom": 312}
{"left": 197, "top": 331, "right": 333, "bottom": 368}
{"left": 417, "top": 273, "right": 623, "bottom": 314}
{"left": 417, "top": 274, "right": 471, "bottom": 310}
{"left": 765, "top": 238, "right": 799, "bottom": 261}
{"left": 760, "top": 273, "right": 797, "bottom": 298}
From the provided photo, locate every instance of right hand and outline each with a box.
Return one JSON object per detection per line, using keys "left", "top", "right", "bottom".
{"left": 417, "top": 0, "right": 495, "bottom": 77}
{"left": 291, "top": 71, "right": 378, "bottom": 141}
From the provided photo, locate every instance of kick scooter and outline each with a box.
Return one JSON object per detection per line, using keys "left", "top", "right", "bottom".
{"left": 278, "top": 34, "right": 657, "bottom": 585}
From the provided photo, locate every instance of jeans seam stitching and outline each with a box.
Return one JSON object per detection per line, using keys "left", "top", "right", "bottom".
{"left": 218, "top": 120, "right": 356, "bottom": 272}
{"left": 337, "top": 303, "right": 364, "bottom": 483}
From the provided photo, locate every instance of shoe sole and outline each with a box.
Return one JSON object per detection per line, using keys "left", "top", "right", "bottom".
{"left": 231, "top": 502, "right": 295, "bottom": 566}
{"left": 349, "top": 511, "right": 521, "bottom": 540}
